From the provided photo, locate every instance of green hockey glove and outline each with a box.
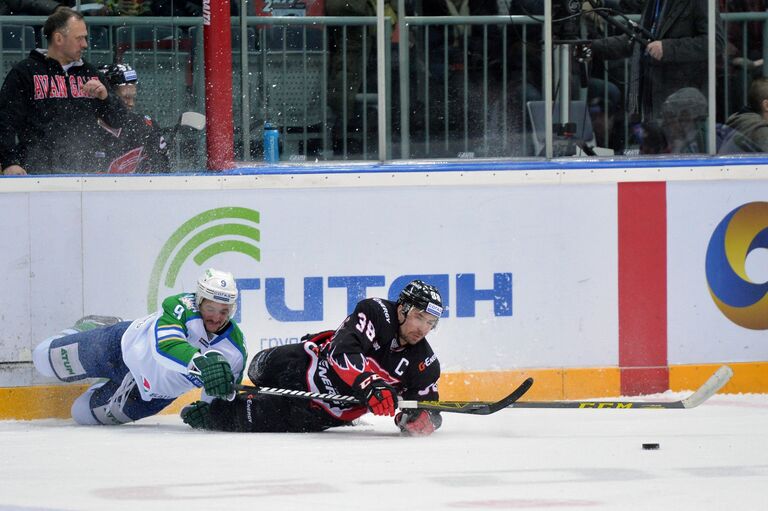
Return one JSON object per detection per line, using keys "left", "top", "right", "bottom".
{"left": 181, "top": 401, "right": 214, "bottom": 429}
{"left": 191, "top": 350, "right": 235, "bottom": 398}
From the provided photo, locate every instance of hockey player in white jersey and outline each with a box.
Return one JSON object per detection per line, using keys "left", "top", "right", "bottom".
{"left": 32, "top": 268, "right": 247, "bottom": 425}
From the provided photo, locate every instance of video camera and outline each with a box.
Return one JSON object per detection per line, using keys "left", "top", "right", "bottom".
{"left": 552, "top": 0, "right": 583, "bottom": 42}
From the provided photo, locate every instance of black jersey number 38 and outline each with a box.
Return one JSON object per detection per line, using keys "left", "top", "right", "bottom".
{"left": 355, "top": 312, "right": 376, "bottom": 342}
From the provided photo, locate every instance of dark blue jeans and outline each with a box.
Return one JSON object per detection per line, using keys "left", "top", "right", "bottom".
{"left": 49, "top": 322, "right": 174, "bottom": 422}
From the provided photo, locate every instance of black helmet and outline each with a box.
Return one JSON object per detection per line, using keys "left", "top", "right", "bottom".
{"left": 397, "top": 280, "right": 443, "bottom": 319}
{"left": 98, "top": 63, "right": 138, "bottom": 87}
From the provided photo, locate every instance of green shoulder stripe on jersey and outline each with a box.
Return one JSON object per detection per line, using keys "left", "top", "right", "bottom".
{"left": 156, "top": 338, "right": 199, "bottom": 365}
{"left": 154, "top": 293, "right": 197, "bottom": 366}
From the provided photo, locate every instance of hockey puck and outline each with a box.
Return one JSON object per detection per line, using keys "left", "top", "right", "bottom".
{"left": 642, "top": 443, "right": 660, "bottom": 450}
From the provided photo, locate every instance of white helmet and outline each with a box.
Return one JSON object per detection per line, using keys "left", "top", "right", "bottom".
{"left": 195, "top": 268, "right": 238, "bottom": 316}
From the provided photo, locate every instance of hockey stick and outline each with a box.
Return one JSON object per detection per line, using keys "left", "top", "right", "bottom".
{"left": 507, "top": 365, "right": 733, "bottom": 410}
{"left": 234, "top": 385, "right": 359, "bottom": 404}
{"left": 399, "top": 377, "right": 534, "bottom": 415}
{"left": 235, "top": 377, "right": 534, "bottom": 416}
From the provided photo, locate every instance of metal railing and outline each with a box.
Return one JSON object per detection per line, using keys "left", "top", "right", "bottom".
{"left": 1, "top": 11, "right": 766, "bottom": 170}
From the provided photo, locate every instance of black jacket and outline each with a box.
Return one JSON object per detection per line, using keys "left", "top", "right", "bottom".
{"left": 591, "top": 0, "right": 724, "bottom": 120}
{"left": 0, "top": 49, "right": 130, "bottom": 173}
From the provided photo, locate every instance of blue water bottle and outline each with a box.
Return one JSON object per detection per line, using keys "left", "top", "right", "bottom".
{"left": 263, "top": 122, "right": 279, "bottom": 163}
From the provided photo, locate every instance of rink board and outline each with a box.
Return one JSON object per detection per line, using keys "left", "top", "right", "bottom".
{"left": 2, "top": 361, "right": 766, "bottom": 420}
{"left": 1, "top": 182, "right": 619, "bottom": 369}
{"left": 0, "top": 160, "right": 767, "bottom": 418}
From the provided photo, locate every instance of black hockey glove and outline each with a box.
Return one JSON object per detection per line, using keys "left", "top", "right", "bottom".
{"left": 353, "top": 373, "right": 398, "bottom": 416}
{"left": 191, "top": 351, "right": 235, "bottom": 399}
{"left": 181, "top": 401, "right": 214, "bottom": 430}
{"left": 395, "top": 409, "right": 442, "bottom": 436}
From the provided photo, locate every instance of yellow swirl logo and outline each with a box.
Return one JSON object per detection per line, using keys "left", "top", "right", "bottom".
{"left": 705, "top": 202, "right": 768, "bottom": 330}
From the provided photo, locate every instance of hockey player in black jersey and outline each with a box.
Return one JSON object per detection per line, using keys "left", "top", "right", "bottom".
{"left": 181, "top": 280, "right": 444, "bottom": 436}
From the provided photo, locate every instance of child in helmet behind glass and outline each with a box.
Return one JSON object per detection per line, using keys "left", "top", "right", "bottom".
{"left": 181, "top": 279, "right": 444, "bottom": 436}
{"left": 32, "top": 268, "right": 247, "bottom": 426}
{"left": 93, "top": 62, "right": 170, "bottom": 173}
{"left": 102, "top": 63, "right": 138, "bottom": 111}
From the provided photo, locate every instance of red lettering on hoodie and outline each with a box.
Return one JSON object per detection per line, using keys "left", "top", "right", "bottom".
{"left": 48, "top": 75, "right": 68, "bottom": 98}
{"left": 33, "top": 75, "right": 49, "bottom": 99}
{"left": 54, "top": 75, "right": 68, "bottom": 97}
{"left": 69, "top": 75, "right": 82, "bottom": 97}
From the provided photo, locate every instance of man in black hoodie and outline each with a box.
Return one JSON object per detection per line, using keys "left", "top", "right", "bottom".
{"left": 0, "top": 8, "right": 129, "bottom": 175}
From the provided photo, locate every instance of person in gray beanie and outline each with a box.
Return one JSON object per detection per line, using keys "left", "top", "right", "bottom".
{"left": 659, "top": 87, "right": 709, "bottom": 153}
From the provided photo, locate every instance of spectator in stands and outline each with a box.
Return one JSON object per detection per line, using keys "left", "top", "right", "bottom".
{"left": 98, "top": 1, "right": 152, "bottom": 16}
{"left": 635, "top": 120, "right": 668, "bottom": 154}
{"left": 53, "top": 1, "right": 110, "bottom": 15}
{"left": 150, "top": 0, "right": 237, "bottom": 16}
{"left": 722, "top": 77, "right": 768, "bottom": 152}
{"left": 588, "top": 94, "right": 623, "bottom": 153}
{"left": 658, "top": 83, "right": 766, "bottom": 155}
{"left": 507, "top": 1, "right": 643, "bottom": 17}
{"left": 659, "top": 87, "right": 708, "bottom": 154}
{"left": 720, "top": 0, "right": 765, "bottom": 64}
{"left": 590, "top": 0, "right": 724, "bottom": 124}
{"left": 0, "top": 8, "right": 130, "bottom": 175}
{"left": 718, "top": 0, "right": 766, "bottom": 118}
{"left": 0, "top": 0, "right": 63, "bottom": 15}
{"left": 325, "top": 0, "right": 396, "bottom": 155}
{"left": 422, "top": 0, "right": 501, "bottom": 83}
{"left": 420, "top": 0, "right": 513, "bottom": 156}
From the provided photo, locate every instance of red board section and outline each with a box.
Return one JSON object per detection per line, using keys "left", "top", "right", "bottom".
{"left": 618, "top": 182, "right": 669, "bottom": 395}
{"left": 204, "top": 0, "right": 234, "bottom": 170}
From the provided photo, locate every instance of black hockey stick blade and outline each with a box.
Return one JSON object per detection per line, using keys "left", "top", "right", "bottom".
{"left": 507, "top": 365, "right": 733, "bottom": 410}
{"left": 235, "top": 377, "right": 534, "bottom": 415}
{"left": 398, "top": 377, "right": 534, "bottom": 415}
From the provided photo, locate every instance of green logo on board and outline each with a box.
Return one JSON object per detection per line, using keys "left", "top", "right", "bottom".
{"left": 147, "top": 207, "right": 261, "bottom": 312}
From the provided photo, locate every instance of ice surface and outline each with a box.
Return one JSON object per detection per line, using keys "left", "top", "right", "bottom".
{"left": 1, "top": 393, "right": 766, "bottom": 511}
